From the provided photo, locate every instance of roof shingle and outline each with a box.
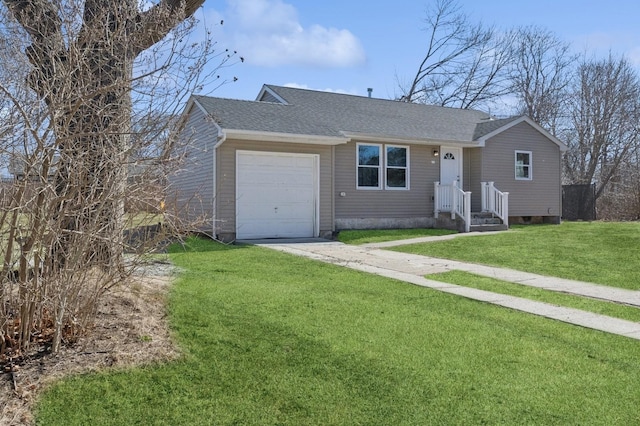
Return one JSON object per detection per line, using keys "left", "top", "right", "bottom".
{"left": 193, "top": 85, "right": 519, "bottom": 143}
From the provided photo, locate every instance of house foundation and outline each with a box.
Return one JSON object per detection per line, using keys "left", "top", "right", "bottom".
{"left": 335, "top": 217, "right": 436, "bottom": 230}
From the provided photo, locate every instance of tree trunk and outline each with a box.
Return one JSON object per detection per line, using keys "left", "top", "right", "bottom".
{"left": 1, "top": 0, "right": 205, "bottom": 355}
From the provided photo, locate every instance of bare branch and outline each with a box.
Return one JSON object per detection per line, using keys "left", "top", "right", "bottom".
{"left": 135, "top": 0, "right": 206, "bottom": 54}
{"left": 399, "top": 0, "right": 511, "bottom": 110}
{"left": 510, "top": 26, "right": 576, "bottom": 133}
{"left": 2, "top": 0, "right": 62, "bottom": 42}
{"left": 0, "top": 0, "right": 239, "bottom": 360}
{"left": 564, "top": 54, "right": 640, "bottom": 202}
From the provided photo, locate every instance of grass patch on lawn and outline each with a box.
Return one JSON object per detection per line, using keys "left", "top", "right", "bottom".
{"left": 337, "top": 227, "right": 457, "bottom": 245}
{"left": 36, "top": 237, "right": 640, "bottom": 425}
{"left": 429, "top": 270, "right": 640, "bottom": 322}
{"left": 392, "top": 221, "right": 640, "bottom": 289}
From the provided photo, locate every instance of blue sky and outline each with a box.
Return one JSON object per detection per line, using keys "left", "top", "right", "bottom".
{"left": 197, "top": 0, "right": 640, "bottom": 102}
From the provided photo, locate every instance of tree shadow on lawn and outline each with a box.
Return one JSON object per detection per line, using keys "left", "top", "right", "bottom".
{"left": 167, "top": 236, "right": 249, "bottom": 254}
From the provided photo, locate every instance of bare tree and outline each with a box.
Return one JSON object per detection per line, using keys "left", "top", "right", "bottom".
{"left": 509, "top": 26, "right": 575, "bottom": 134}
{"left": 563, "top": 54, "right": 640, "bottom": 209}
{"left": 399, "top": 0, "right": 513, "bottom": 110}
{"left": 2, "top": 0, "right": 207, "bottom": 271}
{"left": 597, "top": 149, "right": 640, "bottom": 220}
{"left": 0, "top": 0, "right": 238, "bottom": 360}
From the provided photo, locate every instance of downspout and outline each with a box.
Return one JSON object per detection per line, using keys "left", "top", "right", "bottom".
{"left": 212, "top": 130, "right": 227, "bottom": 239}
{"left": 331, "top": 145, "right": 336, "bottom": 236}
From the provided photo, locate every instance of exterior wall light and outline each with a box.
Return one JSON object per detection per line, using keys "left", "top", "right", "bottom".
{"left": 433, "top": 149, "right": 439, "bottom": 157}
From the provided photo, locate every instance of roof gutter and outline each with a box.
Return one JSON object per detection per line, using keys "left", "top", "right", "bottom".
{"left": 223, "top": 129, "right": 350, "bottom": 146}
{"left": 340, "top": 131, "right": 481, "bottom": 148}
{"left": 214, "top": 129, "right": 227, "bottom": 149}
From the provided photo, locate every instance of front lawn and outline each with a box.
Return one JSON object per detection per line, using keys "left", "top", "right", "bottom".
{"left": 36, "top": 237, "right": 640, "bottom": 425}
{"left": 391, "top": 221, "right": 640, "bottom": 289}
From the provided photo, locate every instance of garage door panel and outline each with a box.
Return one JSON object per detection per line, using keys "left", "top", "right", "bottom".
{"left": 240, "top": 179, "right": 313, "bottom": 191}
{"left": 240, "top": 168, "right": 315, "bottom": 184}
{"left": 238, "top": 200, "right": 312, "bottom": 217}
{"left": 238, "top": 175, "right": 314, "bottom": 189}
{"left": 237, "top": 187, "right": 314, "bottom": 205}
{"left": 236, "top": 151, "right": 318, "bottom": 239}
{"left": 239, "top": 219, "right": 312, "bottom": 234}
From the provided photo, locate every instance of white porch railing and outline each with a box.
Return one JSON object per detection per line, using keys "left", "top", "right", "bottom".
{"left": 434, "top": 181, "right": 452, "bottom": 215}
{"left": 434, "top": 181, "right": 471, "bottom": 233}
{"left": 481, "top": 181, "right": 509, "bottom": 228}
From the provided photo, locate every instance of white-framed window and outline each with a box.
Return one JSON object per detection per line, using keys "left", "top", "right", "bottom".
{"left": 385, "top": 145, "right": 409, "bottom": 189}
{"left": 357, "top": 143, "right": 382, "bottom": 189}
{"left": 515, "top": 150, "right": 532, "bottom": 180}
{"left": 357, "top": 143, "right": 409, "bottom": 190}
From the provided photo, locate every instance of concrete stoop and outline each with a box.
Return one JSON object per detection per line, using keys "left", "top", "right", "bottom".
{"left": 438, "top": 212, "right": 508, "bottom": 233}
{"left": 469, "top": 223, "right": 509, "bottom": 232}
{"left": 470, "top": 213, "right": 508, "bottom": 232}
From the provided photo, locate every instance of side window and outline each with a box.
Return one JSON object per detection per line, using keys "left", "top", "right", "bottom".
{"left": 385, "top": 145, "right": 409, "bottom": 189}
{"left": 515, "top": 150, "right": 532, "bottom": 180}
{"left": 357, "top": 143, "right": 381, "bottom": 189}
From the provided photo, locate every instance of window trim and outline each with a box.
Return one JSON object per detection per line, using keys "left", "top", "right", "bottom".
{"left": 515, "top": 150, "right": 533, "bottom": 180}
{"left": 356, "top": 143, "right": 410, "bottom": 190}
{"left": 384, "top": 144, "right": 410, "bottom": 190}
{"left": 356, "top": 143, "right": 382, "bottom": 190}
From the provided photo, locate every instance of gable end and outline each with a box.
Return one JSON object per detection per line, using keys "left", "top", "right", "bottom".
{"left": 477, "top": 116, "right": 567, "bottom": 152}
{"left": 256, "top": 85, "right": 289, "bottom": 104}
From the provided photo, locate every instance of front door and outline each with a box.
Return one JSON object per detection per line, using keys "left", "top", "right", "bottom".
{"left": 440, "top": 146, "right": 462, "bottom": 187}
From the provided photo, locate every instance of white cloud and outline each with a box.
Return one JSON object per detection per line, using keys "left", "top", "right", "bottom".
{"left": 567, "top": 31, "right": 640, "bottom": 73}
{"left": 283, "top": 83, "right": 358, "bottom": 95}
{"left": 627, "top": 46, "right": 640, "bottom": 68}
{"left": 229, "top": 0, "right": 301, "bottom": 34}
{"left": 216, "top": 0, "right": 366, "bottom": 68}
{"left": 574, "top": 31, "right": 618, "bottom": 52}
{"left": 573, "top": 31, "right": 640, "bottom": 58}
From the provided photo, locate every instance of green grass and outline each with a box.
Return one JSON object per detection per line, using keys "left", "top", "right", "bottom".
{"left": 35, "top": 237, "right": 640, "bottom": 425}
{"left": 391, "top": 221, "right": 640, "bottom": 289}
{"left": 429, "top": 270, "right": 640, "bottom": 322}
{"left": 337, "top": 227, "right": 457, "bottom": 245}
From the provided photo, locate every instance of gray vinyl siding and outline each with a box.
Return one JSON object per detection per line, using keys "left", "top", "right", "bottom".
{"left": 463, "top": 148, "right": 483, "bottom": 212}
{"left": 215, "top": 140, "right": 334, "bottom": 238}
{"left": 334, "top": 141, "right": 438, "bottom": 219}
{"left": 167, "top": 103, "right": 217, "bottom": 236}
{"left": 480, "top": 122, "right": 562, "bottom": 216}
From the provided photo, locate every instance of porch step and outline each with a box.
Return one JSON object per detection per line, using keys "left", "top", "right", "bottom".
{"left": 470, "top": 212, "right": 502, "bottom": 226}
{"left": 469, "top": 223, "right": 508, "bottom": 232}
{"left": 436, "top": 212, "right": 508, "bottom": 233}
{"left": 469, "top": 212, "right": 507, "bottom": 232}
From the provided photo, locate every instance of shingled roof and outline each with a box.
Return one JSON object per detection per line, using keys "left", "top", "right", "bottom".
{"left": 192, "top": 84, "right": 524, "bottom": 144}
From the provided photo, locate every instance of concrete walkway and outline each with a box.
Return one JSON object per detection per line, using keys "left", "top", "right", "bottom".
{"left": 242, "top": 236, "right": 640, "bottom": 341}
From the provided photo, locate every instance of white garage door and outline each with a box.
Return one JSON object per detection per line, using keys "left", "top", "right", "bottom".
{"left": 236, "top": 151, "right": 319, "bottom": 239}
